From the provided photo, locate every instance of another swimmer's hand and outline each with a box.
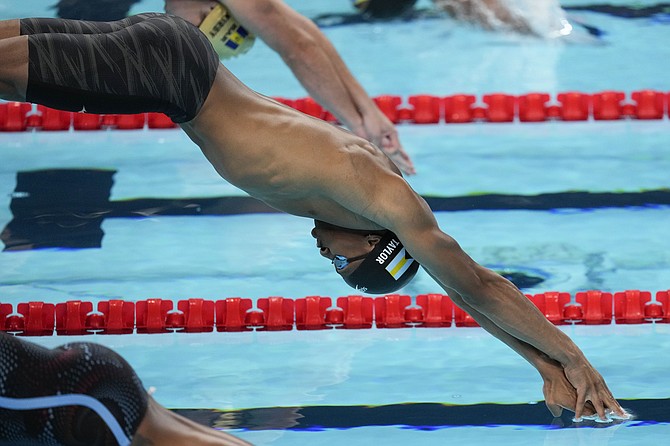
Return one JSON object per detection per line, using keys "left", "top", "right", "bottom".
{"left": 377, "top": 128, "right": 416, "bottom": 176}
{"left": 354, "top": 110, "right": 416, "bottom": 175}
{"left": 563, "top": 361, "right": 628, "bottom": 422}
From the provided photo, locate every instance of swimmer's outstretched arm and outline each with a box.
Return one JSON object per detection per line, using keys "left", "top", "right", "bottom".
{"left": 349, "top": 166, "right": 626, "bottom": 421}
{"left": 420, "top": 241, "right": 620, "bottom": 420}
{"left": 425, "top": 267, "right": 597, "bottom": 417}
{"left": 410, "top": 225, "right": 623, "bottom": 420}
{"left": 411, "top": 233, "right": 623, "bottom": 420}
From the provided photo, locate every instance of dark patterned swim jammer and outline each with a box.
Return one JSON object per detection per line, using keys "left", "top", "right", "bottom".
{"left": 20, "top": 13, "right": 220, "bottom": 123}
{"left": 0, "top": 333, "right": 148, "bottom": 446}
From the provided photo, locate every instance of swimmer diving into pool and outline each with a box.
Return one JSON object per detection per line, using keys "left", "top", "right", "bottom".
{"left": 0, "top": 13, "right": 628, "bottom": 422}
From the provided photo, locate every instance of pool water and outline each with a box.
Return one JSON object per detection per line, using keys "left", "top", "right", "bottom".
{"left": 1, "top": 1, "right": 670, "bottom": 445}
{"left": 1, "top": 123, "right": 669, "bottom": 299}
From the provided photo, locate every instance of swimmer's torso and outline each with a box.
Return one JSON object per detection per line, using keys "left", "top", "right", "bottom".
{"left": 182, "top": 65, "right": 397, "bottom": 230}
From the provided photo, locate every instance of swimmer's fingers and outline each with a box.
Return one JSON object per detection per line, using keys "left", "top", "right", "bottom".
{"left": 545, "top": 395, "right": 597, "bottom": 419}
{"left": 577, "top": 393, "right": 626, "bottom": 422}
{"left": 572, "top": 381, "right": 613, "bottom": 420}
{"left": 540, "top": 360, "right": 609, "bottom": 420}
{"left": 380, "top": 133, "right": 416, "bottom": 175}
{"left": 610, "top": 399, "right": 628, "bottom": 419}
{"left": 566, "top": 363, "right": 626, "bottom": 421}
{"left": 590, "top": 389, "right": 627, "bottom": 421}
{"left": 359, "top": 109, "right": 416, "bottom": 175}
{"left": 574, "top": 387, "right": 587, "bottom": 420}
{"left": 541, "top": 362, "right": 589, "bottom": 419}
{"left": 388, "top": 148, "right": 416, "bottom": 176}
{"left": 598, "top": 385, "right": 628, "bottom": 418}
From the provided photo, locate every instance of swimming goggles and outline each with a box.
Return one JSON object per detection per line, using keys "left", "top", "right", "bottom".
{"left": 332, "top": 253, "right": 369, "bottom": 270}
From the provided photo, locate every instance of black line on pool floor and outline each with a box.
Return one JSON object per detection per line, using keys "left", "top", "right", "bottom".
{"left": 172, "top": 398, "right": 670, "bottom": 431}
{"left": 109, "top": 189, "right": 670, "bottom": 215}
{"left": 3, "top": 169, "right": 670, "bottom": 251}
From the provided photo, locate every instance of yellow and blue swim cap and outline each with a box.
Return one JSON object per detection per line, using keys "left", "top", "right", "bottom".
{"left": 199, "top": 3, "right": 255, "bottom": 59}
{"left": 353, "top": 0, "right": 418, "bottom": 19}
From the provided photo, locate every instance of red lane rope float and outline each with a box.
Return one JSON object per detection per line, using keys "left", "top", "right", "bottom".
{"left": 277, "top": 90, "right": 670, "bottom": 124}
{"left": 1, "top": 90, "right": 668, "bottom": 132}
{"left": 1, "top": 289, "right": 669, "bottom": 336}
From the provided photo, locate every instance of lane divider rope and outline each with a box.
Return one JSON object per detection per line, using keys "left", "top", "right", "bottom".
{"left": 1, "top": 90, "right": 668, "bottom": 132}
{"left": 1, "top": 289, "right": 668, "bottom": 335}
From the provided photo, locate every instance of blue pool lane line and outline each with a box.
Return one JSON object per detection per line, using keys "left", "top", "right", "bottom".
{"left": 172, "top": 398, "right": 670, "bottom": 431}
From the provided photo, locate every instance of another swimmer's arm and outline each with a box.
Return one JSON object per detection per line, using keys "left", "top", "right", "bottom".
{"left": 479, "top": 0, "right": 536, "bottom": 34}
{"left": 437, "top": 0, "right": 536, "bottom": 35}
{"left": 164, "top": 0, "right": 376, "bottom": 133}
{"left": 134, "top": 397, "right": 253, "bottom": 446}
{"left": 223, "top": 0, "right": 371, "bottom": 127}
{"left": 164, "top": 0, "right": 212, "bottom": 25}
{"left": 222, "top": 0, "right": 415, "bottom": 175}
{"left": 131, "top": 434, "right": 154, "bottom": 446}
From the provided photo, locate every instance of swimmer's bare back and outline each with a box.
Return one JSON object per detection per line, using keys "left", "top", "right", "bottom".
{"left": 183, "top": 64, "right": 403, "bottom": 231}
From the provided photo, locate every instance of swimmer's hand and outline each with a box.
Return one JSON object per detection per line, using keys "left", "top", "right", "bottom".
{"left": 541, "top": 360, "right": 596, "bottom": 418}
{"left": 355, "top": 109, "right": 416, "bottom": 175}
{"left": 563, "top": 361, "right": 628, "bottom": 422}
{"left": 377, "top": 128, "right": 416, "bottom": 176}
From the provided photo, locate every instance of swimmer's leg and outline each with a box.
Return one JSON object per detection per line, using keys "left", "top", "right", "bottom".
{"left": 20, "top": 14, "right": 217, "bottom": 122}
{"left": 0, "top": 14, "right": 160, "bottom": 40}
{"left": 0, "top": 34, "right": 28, "bottom": 101}
{"left": 0, "top": 19, "right": 20, "bottom": 40}
{"left": 0, "top": 14, "right": 160, "bottom": 101}
{"left": 1, "top": 14, "right": 217, "bottom": 121}
{"left": 0, "top": 13, "right": 169, "bottom": 102}
{"left": 18, "top": 13, "right": 163, "bottom": 36}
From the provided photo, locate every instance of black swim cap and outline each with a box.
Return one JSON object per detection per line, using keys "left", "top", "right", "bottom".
{"left": 353, "top": 0, "right": 418, "bottom": 19}
{"left": 343, "top": 231, "right": 420, "bottom": 294}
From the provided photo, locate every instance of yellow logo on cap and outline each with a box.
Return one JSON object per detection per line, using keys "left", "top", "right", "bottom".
{"left": 385, "top": 247, "right": 414, "bottom": 280}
